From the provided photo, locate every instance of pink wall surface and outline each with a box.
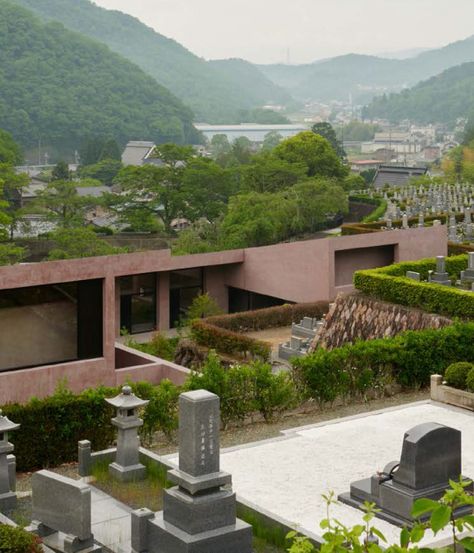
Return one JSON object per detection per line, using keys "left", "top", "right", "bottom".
{"left": 0, "top": 224, "right": 447, "bottom": 404}
{"left": 226, "top": 225, "right": 447, "bottom": 304}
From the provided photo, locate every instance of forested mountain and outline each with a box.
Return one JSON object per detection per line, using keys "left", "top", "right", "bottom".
{"left": 0, "top": 1, "right": 199, "bottom": 152}
{"left": 363, "top": 62, "right": 474, "bottom": 124}
{"left": 259, "top": 35, "right": 474, "bottom": 104}
{"left": 12, "top": 0, "right": 294, "bottom": 122}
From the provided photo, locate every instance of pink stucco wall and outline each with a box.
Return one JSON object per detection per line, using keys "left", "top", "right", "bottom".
{"left": 226, "top": 225, "right": 447, "bottom": 303}
{"left": 0, "top": 224, "right": 447, "bottom": 404}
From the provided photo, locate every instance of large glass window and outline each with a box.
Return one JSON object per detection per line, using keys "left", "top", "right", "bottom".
{"left": 0, "top": 279, "right": 103, "bottom": 372}
{"left": 119, "top": 273, "right": 156, "bottom": 334}
{"left": 169, "top": 269, "right": 203, "bottom": 327}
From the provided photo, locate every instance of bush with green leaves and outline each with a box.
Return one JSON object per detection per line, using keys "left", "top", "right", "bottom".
{"left": 292, "top": 323, "right": 474, "bottom": 402}
{"left": 185, "top": 351, "right": 297, "bottom": 428}
{"left": 127, "top": 333, "right": 179, "bottom": 362}
{"left": 444, "top": 361, "right": 474, "bottom": 389}
{"left": 0, "top": 525, "right": 43, "bottom": 553}
{"left": 185, "top": 293, "right": 223, "bottom": 323}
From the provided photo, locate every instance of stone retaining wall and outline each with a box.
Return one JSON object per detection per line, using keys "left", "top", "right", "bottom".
{"left": 311, "top": 292, "right": 452, "bottom": 351}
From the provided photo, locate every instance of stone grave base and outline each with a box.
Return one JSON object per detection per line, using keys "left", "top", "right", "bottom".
{"left": 109, "top": 462, "right": 146, "bottom": 482}
{"left": 145, "top": 512, "right": 253, "bottom": 553}
{"left": 339, "top": 476, "right": 473, "bottom": 527}
{"left": 35, "top": 531, "right": 102, "bottom": 553}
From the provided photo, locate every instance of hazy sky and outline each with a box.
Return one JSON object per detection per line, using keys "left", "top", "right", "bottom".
{"left": 93, "top": 0, "right": 474, "bottom": 64}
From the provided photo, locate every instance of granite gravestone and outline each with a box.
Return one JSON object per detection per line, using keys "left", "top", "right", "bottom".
{"left": 339, "top": 422, "right": 473, "bottom": 526}
{"left": 31, "top": 470, "right": 101, "bottom": 553}
{"left": 431, "top": 256, "right": 451, "bottom": 286}
{"left": 131, "top": 390, "right": 253, "bottom": 553}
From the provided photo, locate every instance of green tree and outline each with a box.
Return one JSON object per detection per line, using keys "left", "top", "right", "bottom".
{"left": 210, "top": 134, "right": 234, "bottom": 167}
{"left": 79, "top": 159, "right": 122, "bottom": 185}
{"left": 0, "top": 164, "right": 29, "bottom": 239}
{"left": 274, "top": 131, "right": 348, "bottom": 179}
{"left": 261, "top": 130, "right": 283, "bottom": 151}
{"left": 0, "top": 129, "right": 22, "bottom": 165}
{"left": 51, "top": 160, "right": 70, "bottom": 181}
{"left": 151, "top": 143, "right": 194, "bottom": 168}
{"left": 0, "top": 243, "right": 25, "bottom": 265}
{"left": 112, "top": 164, "right": 183, "bottom": 232}
{"left": 219, "top": 192, "right": 292, "bottom": 249}
{"left": 231, "top": 137, "right": 253, "bottom": 165}
{"left": 312, "top": 122, "right": 346, "bottom": 158}
{"left": 34, "top": 180, "right": 93, "bottom": 228}
{"left": 288, "top": 179, "right": 348, "bottom": 234}
{"left": 100, "top": 139, "right": 121, "bottom": 161}
{"left": 48, "top": 227, "right": 125, "bottom": 260}
{"left": 240, "top": 153, "right": 307, "bottom": 193}
{"left": 181, "top": 158, "right": 234, "bottom": 222}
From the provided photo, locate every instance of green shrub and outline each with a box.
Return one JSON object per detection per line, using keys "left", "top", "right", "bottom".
{"left": 467, "top": 367, "right": 474, "bottom": 392}
{"left": 191, "top": 319, "right": 271, "bottom": 361}
{"left": 292, "top": 323, "right": 474, "bottom": 401}
{"left": 141, "top": 379, "right": 180, "bottom": 443}
{"left": 445, "top": 362, "right": 474, "bottom": 389}
{"left": 354, "top": 254, "right": 474, "bottom": 319}
{"left": 185, "top": 293, "right": 223, "bottom": 323}
{"left": 127, "top": 333, "right": 179, "bottom": 361}
{"left": 0, "top": 525, "right": 43, "bottom": 553}
{"left": 252, "top": 362, "right": 296, "bottom": 421}
{"left": 2, "top": 386, "right": 116, "bottom": 471}
{"left": 185, "top": 352, "right": 298, "bottom": 427}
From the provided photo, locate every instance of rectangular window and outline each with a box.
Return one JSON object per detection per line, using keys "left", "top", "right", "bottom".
{"left": 119, "top": 273, "right": 156, "bottom": 334}
{"left": 0, "top": 279, "right": 103, "bottom": 372}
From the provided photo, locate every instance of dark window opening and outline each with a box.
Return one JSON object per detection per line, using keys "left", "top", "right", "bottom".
{"left": 0, "top": 279, "right": 103, "bottom": 373}
{"left": 119, "top": 273, "right": 156, "bottom": 334}
{"left": 169, "top": 269, "right": 203, "bottom": 327}
{"left": 228, "top": 287, "right": 290, "bottom": 313}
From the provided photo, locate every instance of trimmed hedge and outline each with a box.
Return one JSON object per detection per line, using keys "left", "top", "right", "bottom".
{"left": 292, "top": 323, "right": 474, "bottom": 403}
{"left": 191, "top": 302, "right": 329, "bottom": 360}
{"left": 191, "top": 320, "right": 271, "bottom": 360}
{"left": 2, "top": 387, "right": 116, "bottom": 471}
{"left": 201, "top": 302, "right": 329, "bottom": 332}
{"left": 354, "top": 254, "right": 474, "bottom": 319}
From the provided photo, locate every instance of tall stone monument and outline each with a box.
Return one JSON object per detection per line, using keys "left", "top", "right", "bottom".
{"left": 0, "top": 409, "right": 20, "bottom": 512}
{"left": 106, "top": 385, "right": 149, "bottom": 482}
{"left": 339, "top": 422, "right": 473, "bottom": 526}
{"left": 461, "top": 252, "right": 474, "bottom": 283}
{"left": 131, "top": 390, "right": 253, "bottom": 553}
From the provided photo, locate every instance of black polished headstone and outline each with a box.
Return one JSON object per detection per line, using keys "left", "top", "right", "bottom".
{"left": 339, "top": 422, "right": 472, "bottom": 526}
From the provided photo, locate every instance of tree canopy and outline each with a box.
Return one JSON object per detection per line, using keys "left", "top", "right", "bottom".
{"left": 273, "top": 132, "right": 348, "bottom": 179}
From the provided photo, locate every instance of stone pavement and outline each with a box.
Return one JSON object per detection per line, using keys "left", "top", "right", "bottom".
{"left": 89, "top": 486, "right": 132, "bottom": 552}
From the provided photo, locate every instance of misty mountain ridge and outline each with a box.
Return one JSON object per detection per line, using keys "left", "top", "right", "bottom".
{"left": 259, "top": 34, "right": 474, "bottom": 104}
{"left": 363, "top": 61, "right": 474, "bottom": 124}
{"left": 12, "top": 0, "right": 295, "bottom": 123}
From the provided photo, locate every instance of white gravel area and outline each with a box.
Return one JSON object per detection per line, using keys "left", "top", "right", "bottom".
{"left": 217, "top": 401, "right": 474, "bottom": 545}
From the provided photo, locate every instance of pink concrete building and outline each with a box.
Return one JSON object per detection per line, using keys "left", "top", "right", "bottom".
{"left": 0, "top": 225, "right": 446, "bottom": 404}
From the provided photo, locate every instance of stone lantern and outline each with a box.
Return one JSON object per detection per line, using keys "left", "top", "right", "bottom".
{"left": 106, "top": 385, "right": 149, "bottom": 482}
{"left": 0, "top": 409, "right": 20, "bottom": 512}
